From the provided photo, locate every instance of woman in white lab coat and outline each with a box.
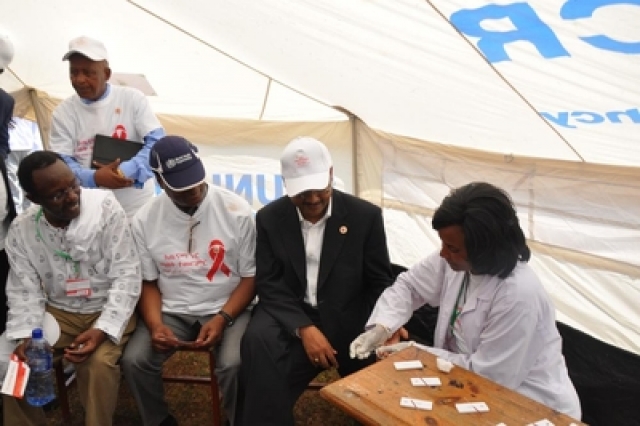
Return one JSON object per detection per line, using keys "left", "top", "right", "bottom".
{"left": 350, "top": 182, "right": 581, "bottom": 419}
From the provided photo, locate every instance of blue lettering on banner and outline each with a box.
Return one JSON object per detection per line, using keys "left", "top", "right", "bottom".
{"left": 212, "top": 174, "right": 284, "bottom": 206}
{"left": 451, "top": 3, "right": 569, "bottom": 63}
{"left": 561, "top": 0, "right": 640, "bottom": 54}
{"left": 540, "top": 107, "right": 640, "bottom": 128}
{"left": 450, "top": 0, "right": 640, "bottom": 63}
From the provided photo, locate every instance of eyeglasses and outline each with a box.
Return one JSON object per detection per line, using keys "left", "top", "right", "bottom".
{"left": 292, "top": 184, "right": 332, "bottom": 200}
{"left": 46, "top": 179, "right": 81, "bottom": 203}
{"left": 188, "top": 219, "right": 201, "bottom": 253}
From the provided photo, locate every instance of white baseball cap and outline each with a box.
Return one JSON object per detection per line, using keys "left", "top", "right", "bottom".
{"left": 62, "top": 36, "right": 109, "bottom": 61}
{"left": 0, "top": 33, "right": 15, "bottom": 70}
{"left": 280, "top": 137, "right": 333, "bottom": 197}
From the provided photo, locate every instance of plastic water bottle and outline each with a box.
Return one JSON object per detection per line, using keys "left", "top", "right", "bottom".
{"left": 24, "top": 328, "right": 56, "bottom": 407}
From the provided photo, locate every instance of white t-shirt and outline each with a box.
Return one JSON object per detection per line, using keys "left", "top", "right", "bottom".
{"left": 49, "top": 85, "right": 162, "bottom": 218}
{"left": 132, "top": 185, "right": 256, "bottom": 316}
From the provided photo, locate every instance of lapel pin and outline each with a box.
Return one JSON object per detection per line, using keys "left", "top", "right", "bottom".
{"left": 339, "top": 225, "right": 348, "bottom": 234}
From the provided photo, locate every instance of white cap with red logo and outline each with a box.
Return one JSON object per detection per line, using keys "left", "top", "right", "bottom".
{"left": 62, "top": 36, "right": 109, "bottom": 61}
{"left": 280, "top": 137, "right": 333, "bottom": 197}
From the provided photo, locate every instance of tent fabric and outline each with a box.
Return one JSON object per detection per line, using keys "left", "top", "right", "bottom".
{"left": 358, "top": 124, "right": 640, "bottom": 354}
{"left": 1, "top": 0, "right": 639, "bottom": 363}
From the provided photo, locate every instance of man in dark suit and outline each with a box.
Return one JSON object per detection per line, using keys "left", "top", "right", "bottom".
{"left": 238, "top": 137, "right": 394, "bottom": 426}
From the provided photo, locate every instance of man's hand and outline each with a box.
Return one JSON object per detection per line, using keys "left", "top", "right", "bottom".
{"left": 349, "top": 324, "right": 391, "bottom": 359}
{"left": 12, "top": 339, "right": 30, "bottom": 362}
{"left": 299, "top": 325, "right": 338, "bottom": 370}
{"left": 64, "top": 328, "right": 106, "bottom": 363}
{"left": 194, "top": 316, "right": 226, "bottom": 348}
{"left": 150, "top": 324, "right": 180, "bottom": 353}
{"left": 93, "top": 158, "right": 134, "bottom": 189}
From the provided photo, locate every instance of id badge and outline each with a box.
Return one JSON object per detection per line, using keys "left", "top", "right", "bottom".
{"left": 66, "top": 278, "right": 92, "bottom": 297}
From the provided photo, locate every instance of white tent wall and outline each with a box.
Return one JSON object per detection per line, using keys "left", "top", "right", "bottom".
{"left": 356, "top": 124, "right": 640, "bottom": 354}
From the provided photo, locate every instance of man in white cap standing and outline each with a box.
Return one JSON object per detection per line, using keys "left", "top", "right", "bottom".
{"left": 122, "top": 135, "right": 256, "bottom": 426}
{"left": 237, "top": 137, "right": 394, "bottom": 426}
{"left": 49, "top": 35, "right": 165, "bottom": 219}
{"left": 0, "top": 32, "right": 17, "bottom": 334}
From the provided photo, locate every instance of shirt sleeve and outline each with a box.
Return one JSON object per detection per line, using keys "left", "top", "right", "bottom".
{"left": 93, "top": 196, "right": 142, "bottom": 343}
{"left": 117, "top": 91, "right": 164, "bottom": 186}
{"left": 366, "top": 253, "right": 445, "bottom": 333}
{"left": 4, "top": 223, "right": 47, "bottom": 341}
{"left": 60, "top": 154, "right": 97, "bottom": 188}
{"left": 50, "top": 108, "right": 98, "bottom": 188}
{"left": 131, "top": 206, "right": 160, "bottom": 281}
{"left": 118, "top": 127, "right": 165, "bottom": 187}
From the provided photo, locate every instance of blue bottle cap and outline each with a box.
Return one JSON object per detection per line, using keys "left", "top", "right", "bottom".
{"left": 31, "top": 328, "right": 43, "bottom": 339}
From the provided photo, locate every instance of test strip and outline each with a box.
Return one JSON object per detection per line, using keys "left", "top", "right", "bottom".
{"left": 410, "top": 377, "right": 442, "bottom": 386}
{"left": 394, "top": 360, "right": 423, "bottom": 370}
{"left": 400, "top": 397, "right": 432, "bottom": 411}
{"left": 456, "top": 402, "right": 490, "bottom": 413}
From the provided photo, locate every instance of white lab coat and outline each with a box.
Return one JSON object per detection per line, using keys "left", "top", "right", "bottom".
{"left": 367, "top": 252, "right": 581, "bottom": 419}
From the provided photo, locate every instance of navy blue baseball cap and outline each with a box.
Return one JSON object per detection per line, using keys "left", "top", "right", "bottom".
{"left": 149, "top": 135, "right": 206, "bottom": 191}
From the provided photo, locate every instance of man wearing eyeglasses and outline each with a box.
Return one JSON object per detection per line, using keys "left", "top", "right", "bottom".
{"left": 237, "top": 137, "right": 394, "bottom": 426}
{"left": 1, "top": 151, "right": 141, "bottom": 426}
{"left": 121, "top": 135, "right": 256, "bottom": 426}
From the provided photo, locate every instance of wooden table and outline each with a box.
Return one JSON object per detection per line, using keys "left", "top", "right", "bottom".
{"left": 320, "top": 347, "right": 585, "bottom": 425}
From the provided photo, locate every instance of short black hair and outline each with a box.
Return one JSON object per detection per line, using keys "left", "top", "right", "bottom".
{"left": 17, "top": 150, "right": 64, "bottom": 196}
{"left": 432, "top": 182, "right": 530, "bottom": 278}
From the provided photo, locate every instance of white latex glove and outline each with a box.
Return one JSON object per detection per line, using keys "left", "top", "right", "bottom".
{"left": 375, "top": 341, "right": 416, "bottom": 358}
{"left": 349, "top": 324, "right": 391, "bottom": 359}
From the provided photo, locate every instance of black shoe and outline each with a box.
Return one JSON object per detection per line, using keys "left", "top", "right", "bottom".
{"left": 159, "top": 414, "right": 178, "bottom": 426}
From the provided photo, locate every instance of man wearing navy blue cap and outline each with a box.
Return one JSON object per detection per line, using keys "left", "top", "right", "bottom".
{"left": 121, "top": 135, "right": 256, "bottom": 426}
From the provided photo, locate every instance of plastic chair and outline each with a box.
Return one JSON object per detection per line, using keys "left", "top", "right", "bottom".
{"left": 162, "top": 346, "right": 222, "bottom": 426}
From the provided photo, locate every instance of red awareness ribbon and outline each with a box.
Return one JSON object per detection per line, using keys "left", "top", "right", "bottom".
{"left": 206, "top": 239, "right": 231, "bottom": 281}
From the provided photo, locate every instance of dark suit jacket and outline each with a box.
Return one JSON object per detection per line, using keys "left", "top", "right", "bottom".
{"left": 0, "top": 88, "right": 14, "bottom": 158}
{"left": 254, "top": 189, "right": 393, "bottom": 372}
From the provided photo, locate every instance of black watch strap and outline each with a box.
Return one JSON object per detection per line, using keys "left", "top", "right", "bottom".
{"left": 218, "top": 310, "right": 234, "bottom": 327}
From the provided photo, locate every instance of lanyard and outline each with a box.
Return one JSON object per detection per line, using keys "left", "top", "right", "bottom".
{"left": 448, "top": 272, "right": 470, "bottom": 328}
{"left": 35, "top": 207, "right": 80, "bottom": 276}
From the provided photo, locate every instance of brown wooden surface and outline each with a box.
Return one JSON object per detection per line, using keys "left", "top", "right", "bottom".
{"left": 320, "top": 347, "right": 585, "bottom": 426}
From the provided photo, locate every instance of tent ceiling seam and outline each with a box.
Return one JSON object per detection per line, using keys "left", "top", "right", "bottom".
{"left": 259, "top": 79, "right": 272, "bottom": 120}
{"left": 424, "top": 0, "right": 585, "bottom": 162}
{"left": 5, "top": 66, "right": 26, "bottom": 87}
{"left": 127, "top": 0, "right": 341, "bottom": 118}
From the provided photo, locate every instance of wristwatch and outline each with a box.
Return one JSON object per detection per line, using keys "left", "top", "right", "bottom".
{"left": 217, "top": 310, "right": 234, "bottom": 327}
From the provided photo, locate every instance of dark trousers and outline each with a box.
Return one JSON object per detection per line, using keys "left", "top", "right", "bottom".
{"left": 237, "top": 305, "right": 372, "bottom": 426}
{"left": 237, "top": 306, "right": 323, "bottom": 426}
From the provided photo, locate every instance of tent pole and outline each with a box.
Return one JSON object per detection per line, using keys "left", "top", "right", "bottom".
{"left": 350, "top": 114, "right": 358, "bottom": 197}
{"left": 28, "top": 88, "right": 50, "bottom": 150}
